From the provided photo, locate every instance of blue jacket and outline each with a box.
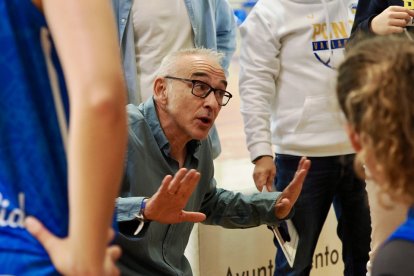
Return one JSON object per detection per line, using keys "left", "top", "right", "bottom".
{"left": 111, "top": 0, "right": 237, "bottom": 104}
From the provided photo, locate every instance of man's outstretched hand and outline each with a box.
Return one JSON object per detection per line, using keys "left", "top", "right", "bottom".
{"left": 143, "top": 168, "right": 206, "bottom": 224}
{"left": 274, "top": 157, "right": 311, "bottom": 219}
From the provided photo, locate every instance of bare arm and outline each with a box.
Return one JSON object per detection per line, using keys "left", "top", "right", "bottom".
{"left": 27, "top": 0, "right": 127, "bottom": 274}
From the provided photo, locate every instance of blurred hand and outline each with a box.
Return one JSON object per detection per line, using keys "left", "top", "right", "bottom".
{"left": 274, "top": 157, "right": 311, "bottom": 219}
{"left": 144, "top": 168, "right": 206, "bottom": 224}
{"left": 25, "top": 217, "right": 121, "bottom": 276}
{"left": 371, "top": 6, "right": 414, "bottom": 35}
{"left": 253, "top": 156, "right": 275, "bottom": 192}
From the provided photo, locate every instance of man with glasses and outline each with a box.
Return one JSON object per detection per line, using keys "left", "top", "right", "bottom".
{"left": 115, "top": 48, "right": 311, "bottom": 275}
{"left": 163, "top": 76, "right": 233, "bottom": 106}
{"left": 111, "top": 0, "right": 237, "bottom": 160}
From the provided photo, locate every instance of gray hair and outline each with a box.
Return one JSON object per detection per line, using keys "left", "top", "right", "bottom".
{"left": 156, "top": 48, "right": 224, "bottom": 77}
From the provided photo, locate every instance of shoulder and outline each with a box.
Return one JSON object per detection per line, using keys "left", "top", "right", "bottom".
{"left": 372, "top": 240, "right": 414, "bottom": 276}
{"left": 126, "top": 104, "right": 144, "bottom": 123}
{"left": 241, "top": 0, "right": 283, "bottom": 28}
{"left": 255, "top": 0, "right": 283, "bottom": 13}
{"left": 126, "top": 104, "right": 149, "bottom": 140}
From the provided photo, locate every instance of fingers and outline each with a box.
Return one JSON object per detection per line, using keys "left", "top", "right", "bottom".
{"left": 254, "top": 174, "right": 272, "bottom": 192}
{"left": 110, "top": 267, "right": 120, "bottom": 276}
{"left": 275, "top": 198, "right": 291, "bottom": 219}
{"left": 107, "top": 228, "right": 115, "bottom": 243}
{"left": 388, "top": 26, "right": 404, "bottom": 33}
{"left": 147, "top": 169, "right": 201, "bottom": 223}
{"left": 104, "top": 246, "right": 121, "bottom": 276}
{"left": 167, "top": 168, "right": 188, "bottom": 194}
{"left": 389, "top": 6, "right": 409, "bottom": 11}
{"left": 295, "top": 157, "right": 309, "bottom": 177}
{"left": 253, "top": 157, "right": 276, "bottom": 191}
{"left": 275, "top": 158, "right": 310, "bottom": 219}
{"left": 390, "top": 18, "right": 409, "bottom": 27}
{"left": 158, "top": 169, "right": 201, "bottom": 197}
{"left": 296, "top": 156, "right": 305, "bottom": 173}
{"left": 265, "top": 173, "right": 275, "bottom": 191}
{"left": 158, "top": 174, "right": 174, "bottom": 194}
{"left": 166, "top": 168, "right": 201, "bottom": 199}
{"left": 390, "top": 11, "right": 412, "bottom": 20}
{"left": 293, "top": 165, "right": 310, "bottom": 187}
{"left": 25, "top": 216, "right": 58, "bottom": 255}
{"left": 372, "top": 6, "right": 414, "bottom": 35}
{"left": 301, "top": 158, "right": 311, "bottom": 173}
{"left": 253, "top": 173, "right": 267, "bottom": 191}
{"left": 292, "top": 158, "right": 311, "bottom": 186}
{"left": 107, "top": 245, "right": 122, "bottom": 261}
{"left": 174, "top": 169, "right": 201, "bottom": 199}
{"left": 168, "top": 168, "right": 187, "bottom": 195}
{"left": 265, "top": 183, "right": 273, "bottom": 192}
{"left": 180, "top": 211, "right": 206, "bottom": 223}
{"left": 388, "top": 6, "right": 414, "bottom": 20}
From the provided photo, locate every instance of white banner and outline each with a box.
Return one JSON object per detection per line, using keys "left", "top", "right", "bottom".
{"left": 195, "top": 206, "right": 343, "bottom": 276}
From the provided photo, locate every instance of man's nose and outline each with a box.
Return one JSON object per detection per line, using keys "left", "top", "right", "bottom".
{"left": 204, "top": 91, "right": 220, "bottom": 109}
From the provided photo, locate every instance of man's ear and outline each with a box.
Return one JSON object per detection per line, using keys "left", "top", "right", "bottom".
{"left": 153, "top": 77, "right": 168, "bottom": 104}
{"left": 346, "top": 124, "right": 362, "bottom": 152}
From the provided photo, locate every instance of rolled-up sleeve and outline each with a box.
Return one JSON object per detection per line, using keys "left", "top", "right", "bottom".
{"left": 116, "top": 196, "right": 145, "bottom": 222}
{"left": 200, "top": 179, "right": 289, "bottom": 228}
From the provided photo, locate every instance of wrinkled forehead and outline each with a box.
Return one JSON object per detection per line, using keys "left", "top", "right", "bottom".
{"left": 178, "top": 55, "right": 227, "bottom": 86}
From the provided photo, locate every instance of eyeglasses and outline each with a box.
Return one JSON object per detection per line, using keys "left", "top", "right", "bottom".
{"left": 164, "top": 76, "right": 232, "bottom": 106}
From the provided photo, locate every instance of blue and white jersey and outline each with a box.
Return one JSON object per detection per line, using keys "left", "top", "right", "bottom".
{"left": 0, "top": 1, "right": 69, "bottom": 274}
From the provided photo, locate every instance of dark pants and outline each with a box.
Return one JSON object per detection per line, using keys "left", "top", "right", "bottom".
{"left": 273, "top": 154, "right": 371, "bottom": 276}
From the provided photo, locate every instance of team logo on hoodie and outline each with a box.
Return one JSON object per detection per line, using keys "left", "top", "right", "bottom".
{"left": 311, "top": 21, "right": 349, "bottom": 69}
{"left": 351, "top": 3, "right": 357, "bottom": 14}
{"left": 404, "top": 0, "right": 414, "bottom": 9}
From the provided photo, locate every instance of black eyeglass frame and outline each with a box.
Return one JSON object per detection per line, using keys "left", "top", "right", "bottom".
{"left": 164, "top": 76, "right": 232, "bottom": 106}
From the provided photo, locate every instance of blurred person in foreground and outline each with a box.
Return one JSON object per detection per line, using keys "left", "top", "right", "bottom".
{"left": 337, "top": 35, "right": 414, "bottom": 276}
{"left": 0, "top": 0, "right": 127, "bottom": 274}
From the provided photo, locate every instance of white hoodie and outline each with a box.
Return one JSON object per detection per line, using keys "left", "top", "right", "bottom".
{"left": 239, "top": 0, "right": 357, "bottom": 160}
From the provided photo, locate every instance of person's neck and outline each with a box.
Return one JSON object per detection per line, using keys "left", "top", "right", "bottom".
{"left": 156, "top": 107, "right": 189, "bottom": 168}
{"left": 169, "top": 140, "right": 187, "bottom": 168}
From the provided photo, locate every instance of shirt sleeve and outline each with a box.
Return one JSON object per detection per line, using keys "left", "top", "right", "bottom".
{"left": 200, "top": 178, "right": 289, "bottom": 228}
{"left": 116, "top": 196, "right": 145, "bottom": 222}
{"left": 239, "top": 0, "right": 281, "bottom": 162}
{"left": 215, "top": 0, "right": 237, "bottom": 75}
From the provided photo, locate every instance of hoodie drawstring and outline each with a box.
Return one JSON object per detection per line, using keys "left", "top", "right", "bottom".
{"left": 320, "top": 0, "right": 349, "bottom": 69}
{"left": 320, "top": 0, "right": 333, "bottom": 68}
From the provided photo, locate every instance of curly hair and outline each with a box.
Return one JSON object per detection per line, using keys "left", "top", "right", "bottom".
{"left": 337, "top": 35, "right": 414, "bottom": 205}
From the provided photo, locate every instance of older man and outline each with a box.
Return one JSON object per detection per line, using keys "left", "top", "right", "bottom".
{"left": 115, "top": 48, "right": 311, "bottom": 275}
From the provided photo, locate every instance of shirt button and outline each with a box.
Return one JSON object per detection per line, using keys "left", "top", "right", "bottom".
{"left": 121, "top": 18, "right": 126, "bottom": 23}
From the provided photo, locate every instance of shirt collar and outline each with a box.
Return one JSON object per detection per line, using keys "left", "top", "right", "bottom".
{"left": 140, "top": 97, "right": 201, "bottom": 158}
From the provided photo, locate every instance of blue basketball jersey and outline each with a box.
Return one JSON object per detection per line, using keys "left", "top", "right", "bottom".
{"left": 0, "top": 1, "right": 69, "bottom": 274}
